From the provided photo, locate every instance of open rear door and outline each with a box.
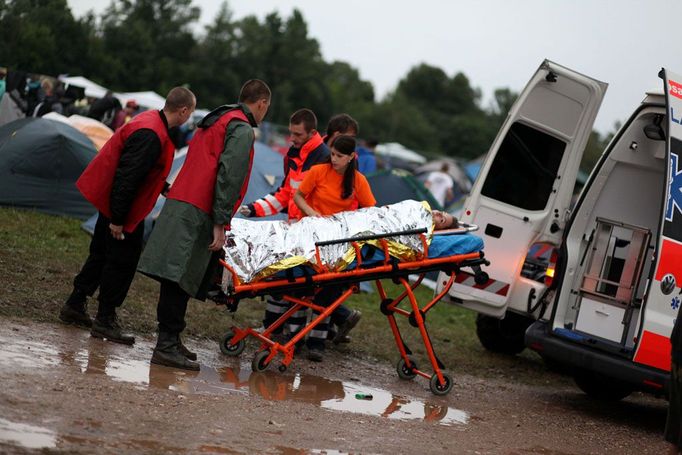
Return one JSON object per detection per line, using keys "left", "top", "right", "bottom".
{"left": 632, "top": 69, "right": 682, "bottom": 372}
{"left": 441, "top": 60, "right": 607, "bottom": 317}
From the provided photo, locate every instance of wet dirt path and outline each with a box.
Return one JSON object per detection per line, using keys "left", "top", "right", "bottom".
{"left": 0, "top": 318, "right": 670, "bottom": 454}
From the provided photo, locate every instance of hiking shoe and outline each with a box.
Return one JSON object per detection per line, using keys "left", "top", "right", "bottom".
{"left": 152, "top": 332, "right": 200, "bottom": 371}
{"left": 333, "top": 310, "right": 361, "bottom": 344}
{"left": 307, "top": 348, "right": 324, "bottom": 362}
{"left": 91, "top": 315, "right": 135, "bottom": 345}
{"left": 178, "top": 336, "right": 197, "bottom": 361}
{"left": 59, "top": 304, "right": 92, "bottom": 328}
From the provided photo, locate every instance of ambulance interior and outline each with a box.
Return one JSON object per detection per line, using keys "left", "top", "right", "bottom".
{"left": 552, "top": 102, "right": 667, "bottom": 355}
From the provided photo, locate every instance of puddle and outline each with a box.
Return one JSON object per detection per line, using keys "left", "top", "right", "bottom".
{"left": 0, "top": 327, "right": 468, "bottom": 426}
{"left": 0, "top": 418, "right": 57, "bottom": 449}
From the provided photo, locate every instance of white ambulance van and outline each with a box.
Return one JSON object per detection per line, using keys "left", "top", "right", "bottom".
{"left": 439, "top": 60, "right": 682, "bottom": 400}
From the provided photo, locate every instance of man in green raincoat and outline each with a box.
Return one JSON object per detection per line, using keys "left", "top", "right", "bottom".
{"left": 138, "top": 79, "right": 271, "bottom": 370}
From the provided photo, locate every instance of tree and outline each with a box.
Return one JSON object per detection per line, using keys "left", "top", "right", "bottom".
{"left": 0, "top": 0, "right": 92, "bottom": 75}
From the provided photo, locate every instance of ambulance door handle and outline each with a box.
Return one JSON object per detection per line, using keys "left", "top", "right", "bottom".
{"left": 595, "top": 309, "right": 610, "bottom": 317}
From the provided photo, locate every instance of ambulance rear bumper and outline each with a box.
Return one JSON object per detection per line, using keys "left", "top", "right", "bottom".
{"left": 525, "top": 321, "right": 670, "bottom": 396}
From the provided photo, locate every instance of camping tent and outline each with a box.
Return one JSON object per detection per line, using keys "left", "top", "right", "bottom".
{"left": 367, "top": 169, "right": 442, "bottom": 210}
{"left": 116, "top": 91, "right": 166, "bottom": 110}
{"left": 82, "top": 140, "right": 286, "bottom": 237}
{"left": 58, "top": 76, "right": 109, "bottom": 99}
{"left": 43, "top": 112, "right": 113, "bottom": 151}
{"left": 0, "top": 118, "right": 97, "bottom": 219}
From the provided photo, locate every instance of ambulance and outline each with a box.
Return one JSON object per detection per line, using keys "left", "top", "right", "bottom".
{"left": 439, "top": 60, "right": 682, "bottom": 400}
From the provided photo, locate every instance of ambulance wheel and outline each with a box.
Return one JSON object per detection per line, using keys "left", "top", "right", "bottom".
{"left": 475, "top": 313, "right": 531, "bottom": 355}
{"left": 573, "top": 370, "right": 633, "bottom": 401}
{"left": 429, "top": 372, "right": 453, "bottom": 396}
{"left": 397, "top": 357, "right": 418, "bottom": 380}
{"left": 220, "top": 331, "right": 245, "bottom": 356}
{"left": 251, "top": 350, "right": 271, "bottom": 372}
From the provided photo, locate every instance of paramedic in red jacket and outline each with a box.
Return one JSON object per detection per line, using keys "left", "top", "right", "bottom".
{"left": 59, "top": 87, "right": 196, "bottom": 346}
{"left": 138, "top": 80, "right": 271, "bottom": 371}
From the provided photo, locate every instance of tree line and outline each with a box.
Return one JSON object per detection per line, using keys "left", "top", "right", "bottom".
{"left": 0, "top": 0, "right": 613, "bottom": 166}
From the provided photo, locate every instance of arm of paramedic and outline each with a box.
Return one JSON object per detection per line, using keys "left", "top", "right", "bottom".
{"left": 293, "top": 189, "right": 318, "bottom": 217}
{"left": 241, "top": 169, "right": 291, "bottom": 217}
{"left": 355, "top": 174, "right": 377, "bottom": 208}
{"left": 211, "top": 121, "right": 254, "bottom": 250}
{"left": 110, "top": 129, "right": 162, "bottom": 234}
{"left": 294, "top": 168, "right": 320, "bottom": 217}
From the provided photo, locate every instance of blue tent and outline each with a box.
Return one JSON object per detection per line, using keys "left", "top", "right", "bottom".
{"left": 82, "top": 141, "right": 286, "bottom": 237}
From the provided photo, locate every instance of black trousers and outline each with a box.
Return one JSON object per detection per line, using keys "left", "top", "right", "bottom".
{"left": 72, "top": 212, "right": 144, "bottom": 317}
{"left": 157, "top": 279, "right": 190, "bottom": 334}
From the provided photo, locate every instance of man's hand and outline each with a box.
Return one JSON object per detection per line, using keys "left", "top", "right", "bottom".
{"left": 208, "top": 224, "right": 226, "bottom": 251}
{"left": 238, "top": 205, "right": 251, "bottom": 216}
{"left": 109, "top": 223, "right": 125, "bottom": 240}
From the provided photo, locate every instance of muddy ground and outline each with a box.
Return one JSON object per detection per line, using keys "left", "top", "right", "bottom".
{"left": 0, "top": 317, "right": 670, "bottom": 454}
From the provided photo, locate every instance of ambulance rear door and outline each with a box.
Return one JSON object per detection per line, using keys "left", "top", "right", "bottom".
{"left": 442, "top": 60, "right": 607, "bottom": 317}
{"left": 632, "top": 69, "right": 682, "bottom": 373}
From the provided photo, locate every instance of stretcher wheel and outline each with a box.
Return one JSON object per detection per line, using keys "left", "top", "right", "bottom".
{"left": 429, "top": 372, "right": 454, "bottom": 396}
{"left": 278, "top": 365, "right": 287, "bottom": 373}
{"left": 474, "top": 271, "right": 489, "bottom": 285}
{"left": 220, "top": 331, "right": 245, "bottom": 356}
{"left": 252, "top": 350, "right": 271, "bottom": 372}
{"left": 396, "top": 357, "right": 418, "bottom": 380}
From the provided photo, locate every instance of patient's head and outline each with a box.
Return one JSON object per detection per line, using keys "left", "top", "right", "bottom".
{"left": 432, "top": 210, "right": 458, "bottom": 230}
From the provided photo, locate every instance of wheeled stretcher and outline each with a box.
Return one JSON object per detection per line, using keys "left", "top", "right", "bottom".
{"left": 217, "top": 226, "right": 488, "bottom": 395}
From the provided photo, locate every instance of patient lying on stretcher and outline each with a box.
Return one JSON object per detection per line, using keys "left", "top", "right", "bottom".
{"left": 222, "top": 199, "right": 484, "bottom": 285}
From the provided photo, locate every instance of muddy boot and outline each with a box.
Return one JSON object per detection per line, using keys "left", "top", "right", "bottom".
{"left": 177, "top": 335, "right": 197, "bottom": 361}
{"left": 333, "top": 310, "right": 361, "bottom": 344}
{"left": 151, "top": 332, "right": 200, "bottom": 371}
{"left": 59, "top": 289, "right": 92, "bottom": 328}
{"left": 91, "top": 313, "right": 135, "bottom": 345}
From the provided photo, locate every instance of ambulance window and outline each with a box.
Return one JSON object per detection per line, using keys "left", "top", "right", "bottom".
{"left": 481, "top": 122, "right": 565, "bottom": 211}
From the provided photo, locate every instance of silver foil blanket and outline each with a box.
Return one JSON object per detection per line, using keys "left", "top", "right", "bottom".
{"left": 223, "top": 200, "right": 434, "bottom": 284}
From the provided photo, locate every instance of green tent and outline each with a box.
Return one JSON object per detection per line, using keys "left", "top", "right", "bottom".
{"left": 0, "top": 118, "right": 97, "bottom": 219}
{"left": 367, "top": 169, "right": 442, "bottom": 211}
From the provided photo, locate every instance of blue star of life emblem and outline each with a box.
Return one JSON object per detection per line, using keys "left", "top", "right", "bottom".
{"left": 673, "top": 296, "right": 681, "bottom": 310}
{"left": 666, "top": 153, "right": 682, "bottom": 222}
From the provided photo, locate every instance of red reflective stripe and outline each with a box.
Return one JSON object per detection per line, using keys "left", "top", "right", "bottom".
{"left": 655, "top": 238, "right": 682, "bottom": 282}
{"left": 633, "top": 330, "right": 671, "bottom": 372}
{"left": 454, "top": 272, "right": 509, "bottom": 296}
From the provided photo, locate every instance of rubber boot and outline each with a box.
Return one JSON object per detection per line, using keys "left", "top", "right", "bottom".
{"left": 151, "top": 332, "right": 200, "bottom": 371}
{"left": 59, "top": 289, "right": 92, "bottom": 328}
{"left": 91, "top": 312, "right": 135, "bottom": 345}
{"left": 177, "top": 335, "right": 197, "bottom": 361}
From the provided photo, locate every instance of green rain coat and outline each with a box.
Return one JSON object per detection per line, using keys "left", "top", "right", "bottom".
{"left": 137, "top": 104, "right": 257, "bottom": 298}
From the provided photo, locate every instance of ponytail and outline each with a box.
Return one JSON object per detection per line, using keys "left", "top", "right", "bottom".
{"left": 332, "top": 135, "right": 357, "bottom": 199}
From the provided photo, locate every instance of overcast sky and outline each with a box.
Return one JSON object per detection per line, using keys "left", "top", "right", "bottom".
{"left": 67, "top": 0, "right": 682, "bottom": 133}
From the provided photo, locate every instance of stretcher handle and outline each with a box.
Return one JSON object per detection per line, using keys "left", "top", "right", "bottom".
{"left": 315, "top": 228, "right": 428, "bottom": 247}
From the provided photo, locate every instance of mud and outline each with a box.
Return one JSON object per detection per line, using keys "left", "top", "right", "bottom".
{"left": 0, "top": 318, "right": 670, "bottom": 454}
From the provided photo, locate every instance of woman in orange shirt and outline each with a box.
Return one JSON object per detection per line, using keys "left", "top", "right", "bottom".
{"left": 294, "top": 135, "right": 376, "bottom": 216}
{"left": 293, "top": 135, "right": 376, "bottom": 362}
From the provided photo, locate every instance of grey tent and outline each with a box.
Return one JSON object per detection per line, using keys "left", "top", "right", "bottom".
{"left": 367, "top": 169, "right": 442, "bottom": 210}
{"left": 0, "top": 117, "right": 97, "bottom": 219}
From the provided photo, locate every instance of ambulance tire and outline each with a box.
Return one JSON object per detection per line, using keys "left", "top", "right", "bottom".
{"left": 573, "top": 370, "right": 633, "bottom": 401}
{"left": 475, "top": 312, "right": 532, "bottom": 355}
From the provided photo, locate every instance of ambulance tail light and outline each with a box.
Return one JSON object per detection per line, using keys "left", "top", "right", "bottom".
{"left": 544, "top": 249, "right": 558, "bottom": 288}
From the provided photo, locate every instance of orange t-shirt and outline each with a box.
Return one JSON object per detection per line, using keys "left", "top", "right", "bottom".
{"left": 298, "top": 163, "right": 376, "bottom": 216}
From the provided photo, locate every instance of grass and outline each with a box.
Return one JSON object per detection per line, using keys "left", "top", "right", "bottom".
{"left": 0, "top": 206, "right": 568, "bottom": 386}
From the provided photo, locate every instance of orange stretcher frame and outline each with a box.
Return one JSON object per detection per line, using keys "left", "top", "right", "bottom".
{"left": 217, "top": 229, "right": 488, "bottom": 395}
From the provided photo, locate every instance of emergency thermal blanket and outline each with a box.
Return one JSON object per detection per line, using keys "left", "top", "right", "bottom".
{"left": 223, "top": 200, "right": 434, "bottom": 283}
